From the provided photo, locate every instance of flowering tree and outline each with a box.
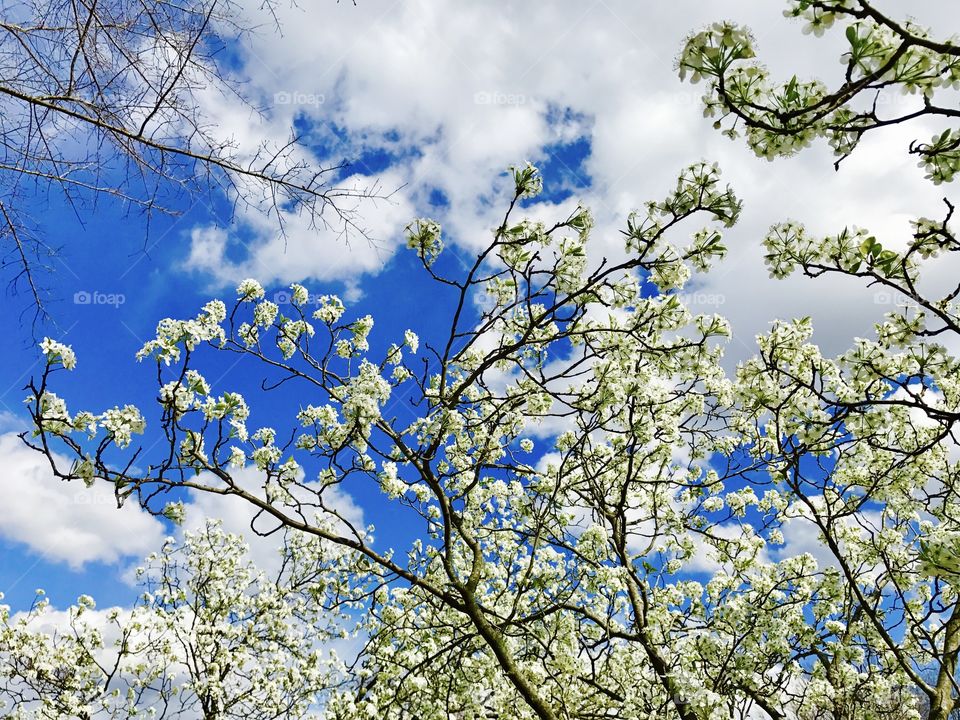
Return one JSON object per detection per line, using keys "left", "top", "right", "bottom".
{"left": 0, "top": 520, "right": 368, "bottom": 719}
{"left": 24, "top": 162, "right": 764, "bottom": 720}
{"left": 23, "top": 156, "right": 938, "bottom": 718}
{"left": 677, "top": 0, "right": 960, "bottom": 181}
{"left": 678, "top": 4, "right": 960, "bottom": 719}
{"left": 15, "top": 5, "right": 960, "bottom": 720}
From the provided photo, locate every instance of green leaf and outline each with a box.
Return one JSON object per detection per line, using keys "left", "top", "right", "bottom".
{"left": 785, "top": 75, "right": 799, "bottom": 103}
{"left": 859, "top": 236, "right": 881, "bottom": 258}
{"left": 876, "top": 249, "right": 899, "bottom": 274}
{"left": 845, "top": 25, "right": 858, "bottom": 47}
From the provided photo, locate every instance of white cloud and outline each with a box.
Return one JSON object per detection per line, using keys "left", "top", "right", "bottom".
{"left": 684, "top": 522, "right": 772, "bottom": 576}
{"left": 176, "top": 465, "right": 365, "bottom": 576}
{"left": 0, "top": 433, "right": 166, "bottom": 570}
{"left": 0, "top": 431, "right": 363, "bottom": 583}
{"left": 181, "top": 0, "right": 960, "bottom": 364}
{"left": 0, "top": 411, "right": 24, "bottom": 434}
{"left": 184, "top": 168, "right": 414, "bottom": 288}
{"left": 774, "top": 515, "right": 838, "bottom": 572}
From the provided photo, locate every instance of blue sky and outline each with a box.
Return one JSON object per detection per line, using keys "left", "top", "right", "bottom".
{"left": 0, "top": 127, "right": 595, "bottom": 611}
{"left": 1, "top": 0, "right": 957, "bottom": 618}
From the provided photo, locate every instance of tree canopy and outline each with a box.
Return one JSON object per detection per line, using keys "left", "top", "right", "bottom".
{"left": 7, "top": 1, "right": 960, "bottom": 719}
